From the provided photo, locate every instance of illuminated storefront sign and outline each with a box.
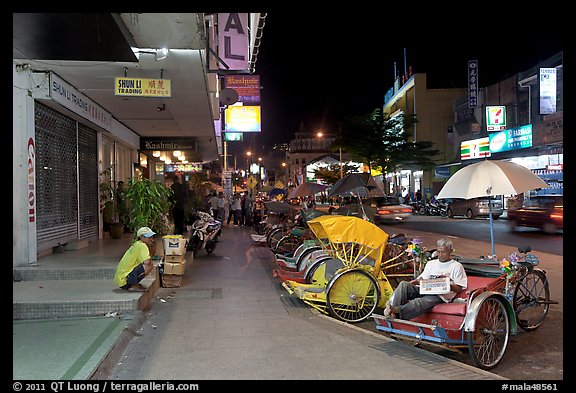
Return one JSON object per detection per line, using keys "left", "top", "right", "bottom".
{"left": 115, "top": 78, "right": 171, "bottom": 97}
{"left": 224, "top": 132, "right": 243, "bottom": 141}
{"left": 489, "top": 124, "right": 533, "bottom": 153}
{"left": 225, "top": 75, "right": 260, "bottom": 104}
{"left": 539, "top": 67, "right": 557, "bottom": 115}
{"left": 486, "top": 105, "right": 506, "bottom": 131}
{"left": 218, "top": 13, "right": 249, "bottom": 71}
{"left": 224, "top": 105, "right": 261, "bottom": 132}
{"left": 461, "top": 137, "right": 491, "bottom": 160}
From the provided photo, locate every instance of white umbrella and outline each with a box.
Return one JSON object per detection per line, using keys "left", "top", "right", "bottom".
{"left": 437, "top": 159, "right": 549, "bottom": 255}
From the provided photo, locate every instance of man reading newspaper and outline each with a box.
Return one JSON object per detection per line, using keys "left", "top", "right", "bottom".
{"left": 384, "top": 238, "right": 467, "bottom": 320}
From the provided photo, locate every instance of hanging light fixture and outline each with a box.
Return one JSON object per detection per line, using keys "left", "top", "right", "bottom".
{"left": 173, "top": 150, "right": 182, "bottom": 157}
{"left": 152, "top": 150, "right": 161, "bottom": 157}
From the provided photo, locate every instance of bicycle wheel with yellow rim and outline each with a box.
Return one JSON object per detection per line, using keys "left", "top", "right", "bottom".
{"left": 326, "top": 269, "right": 380, "bottom": 323}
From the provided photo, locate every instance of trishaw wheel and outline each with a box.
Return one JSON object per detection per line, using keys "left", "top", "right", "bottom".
{"left": 267, "top": 228, "right": 284, "bottom": 250}
{"left": 275, "top": 235, "right": 302, "bottom": 256}
{"left": 295, "top": 246, "right": 322, "bottom": 271}
{"left": 513, "top": 270, "right": 550, "bottom": 331}
{"left": 467, "top": 295, "right": 510, "bottom": 370}
{"left": 326, "top": 270, "right": 380, "bottom": 323}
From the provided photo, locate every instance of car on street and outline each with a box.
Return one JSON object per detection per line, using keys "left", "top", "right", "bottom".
{"left": 367, "top": 196, "right": 413, "bottom": 223}
{"left": 442, "top": 196, "right": 503, "bottom": 219}
{"left": 507, "top": 194, "right": 563, "bottom": 234}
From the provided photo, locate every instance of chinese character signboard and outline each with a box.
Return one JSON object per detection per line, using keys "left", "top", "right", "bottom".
{"left": 115, "top": 78, "right": 171, "bottom": 97}
{"left": 468, "top": 60, "right": 478, "bottom": 108}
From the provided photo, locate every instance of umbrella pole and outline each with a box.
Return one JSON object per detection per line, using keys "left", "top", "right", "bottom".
{"left": 489, "top": 203, "right": 495, "bottom": 257}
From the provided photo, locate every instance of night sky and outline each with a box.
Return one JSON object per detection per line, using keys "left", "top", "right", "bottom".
{"left": 229, "top": 10, "right": 565, "bottom": 156}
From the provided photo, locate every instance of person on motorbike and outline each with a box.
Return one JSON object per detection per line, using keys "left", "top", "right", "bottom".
{"left": 384, "top": 238, "right": 467, "bottom": 320}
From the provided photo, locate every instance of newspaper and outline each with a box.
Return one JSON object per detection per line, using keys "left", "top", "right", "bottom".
{"left": 419, "top": 277, "right": 451, "bottom": 295}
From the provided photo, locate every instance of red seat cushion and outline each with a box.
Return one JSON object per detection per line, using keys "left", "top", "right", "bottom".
{"left": 428, "top": 276, "right": 497, "bottom": 316}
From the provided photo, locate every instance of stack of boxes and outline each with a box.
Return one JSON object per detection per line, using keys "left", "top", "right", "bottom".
{"left": 161, "top": 235, "right": 187, "bottom": 287}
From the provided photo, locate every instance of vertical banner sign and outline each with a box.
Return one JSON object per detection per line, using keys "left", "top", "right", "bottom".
{"left": 27, "top": 138, "right": 36, "bottom": 223}
{"left": 218, "top": 13, "right": 249, "bottom": 71}
{"left": 539, "top": 68, "right": 557, "bottom": 115}
{"left": 468, "top": 60, "right": 478, "bottom": 108}
{"left": 486, "top": 106, "right": 506, "bottom": 131}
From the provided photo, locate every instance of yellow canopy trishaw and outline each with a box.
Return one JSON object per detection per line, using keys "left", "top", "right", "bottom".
{"left": 282, "top": 214, "right": 406, "bottom": 323}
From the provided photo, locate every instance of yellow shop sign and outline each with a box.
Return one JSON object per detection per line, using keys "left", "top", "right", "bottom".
{"left": 115, "top": 78, "right": 171, "bottom": 97}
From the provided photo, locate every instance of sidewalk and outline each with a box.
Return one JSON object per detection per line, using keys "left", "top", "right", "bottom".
{"left": 13, "top": 222, "right": 513, "bottom": 381}
{"left": 103, "top": 225, "right": 505, "bottom": 380}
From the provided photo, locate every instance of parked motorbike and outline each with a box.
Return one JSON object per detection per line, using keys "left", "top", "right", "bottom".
{"left": 187, "top": 210, "right": 222, "bottom": 255}
{"left": 409, "top": 200, "right": 426, "bottom": 215}
{"left": 425, "top": 199, "right": 448, "bottom": 216}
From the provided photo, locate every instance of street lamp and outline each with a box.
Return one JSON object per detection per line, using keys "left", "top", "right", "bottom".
{"left": 317, "top": 131, "right": 343, "bottom": 179}
{"left": 246, "top": 151, "right": 252, "bottom": 189}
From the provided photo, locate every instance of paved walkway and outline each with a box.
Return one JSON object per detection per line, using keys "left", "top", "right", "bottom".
{"left": 103, "top": 225, "right": 504, "bottom": 380}
{"left": 13, "top": 220, "right": 514, "bottom": 381}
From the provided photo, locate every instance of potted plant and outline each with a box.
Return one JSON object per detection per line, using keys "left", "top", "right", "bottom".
{"left": 100, "top": 169, "right": 128, "bottom": 239}
{"left": 123, "top": 174, "right": 173, "bottom": 238}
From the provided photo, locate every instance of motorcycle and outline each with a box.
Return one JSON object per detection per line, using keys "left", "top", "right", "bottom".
{"left": 409, "top": 200, "right": 426, "bottom": 215}
{"left": 186, "top": 210, "right": 222, "bottom": 256}
{"left": 425, "top": 199, "right": 448, "bottom": 216}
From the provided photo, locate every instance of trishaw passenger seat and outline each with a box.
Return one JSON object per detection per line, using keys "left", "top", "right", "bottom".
{"left": 358, "top": 255, "right": 375, "bottom": 267}
{"left": 324, "top": 258, "right": 346, "bottom": 280}
{"left": 291, "top": 227, "right": 307, "bottom": 237}
{"left": 425, "top": 276, "right": 498, "bottom": 316}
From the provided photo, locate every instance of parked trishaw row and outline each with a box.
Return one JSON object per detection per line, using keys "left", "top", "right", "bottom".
{"left": 251, "top": 205, "right": 555, "bottom": 370}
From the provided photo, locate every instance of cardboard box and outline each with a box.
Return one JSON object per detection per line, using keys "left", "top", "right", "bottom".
{"left": 163, "top": 261, "right": 186, "bottom": 275}
{"left": 164, "top": 254, "right": 187, "bottom": 263}
{"left": 161, "top": 273, "right": 183, "bottom": 288}
{"left": 419, "top": 277, "right": 451, "bottom": 295}
{"left": 162, "top": 235, "right": 186, "bottom": 255}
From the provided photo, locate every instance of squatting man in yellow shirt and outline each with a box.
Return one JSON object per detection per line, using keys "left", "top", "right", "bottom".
{"left": 114, "top": 226, "right": 156, "bottom": 291}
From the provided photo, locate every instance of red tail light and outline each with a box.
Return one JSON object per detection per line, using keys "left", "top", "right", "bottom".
{"left": 377, "top": 209, "right": 391, "bottom": 215}
{"left": 550, "top": 212, "right": 563, "bottom": 221}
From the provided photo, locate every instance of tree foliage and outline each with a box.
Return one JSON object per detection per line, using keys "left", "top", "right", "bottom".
{"left": 339, "top": 108, "right": 439, "bottom": 174}
{"left": 313, "top": 163, "right": 360, "bottom": 185}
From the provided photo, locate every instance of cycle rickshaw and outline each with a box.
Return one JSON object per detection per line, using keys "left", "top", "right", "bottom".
{"left": 372, "top": 246, "right": 556, "bottom": 370}
{"left": 281, "top": 214, "right": 424, "bottom": 323}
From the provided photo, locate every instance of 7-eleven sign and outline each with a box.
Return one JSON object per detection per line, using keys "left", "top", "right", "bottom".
{"left": 486, "top": 106, "right": 506, "bottom": 131}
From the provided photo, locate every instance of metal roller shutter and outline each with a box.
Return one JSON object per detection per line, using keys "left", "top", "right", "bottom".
{"left": 77, "top": 123, "right": 99, "bottom": 240}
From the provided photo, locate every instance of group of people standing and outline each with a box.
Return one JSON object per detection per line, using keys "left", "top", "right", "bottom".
{"left": 226, "top": 192, "right": 252, "bottom": 226}
{"left": 207, "top": 190, "right": 253, "bottom": 226}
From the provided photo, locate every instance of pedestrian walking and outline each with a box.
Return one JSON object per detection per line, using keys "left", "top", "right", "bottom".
{"left": 227, "top": 194, "right": 234, "bottom": 225}
{"left": 232, "top": 193, "right": 242, "bottom": 226}
{"left": 243, "top": 193, "right": 253, "bottom": 226}
{"left": 217, "top": 192, "right": 226, "bottom": 222}
{"left": 208, "top": 192, "right": 219, "bottom": 219}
